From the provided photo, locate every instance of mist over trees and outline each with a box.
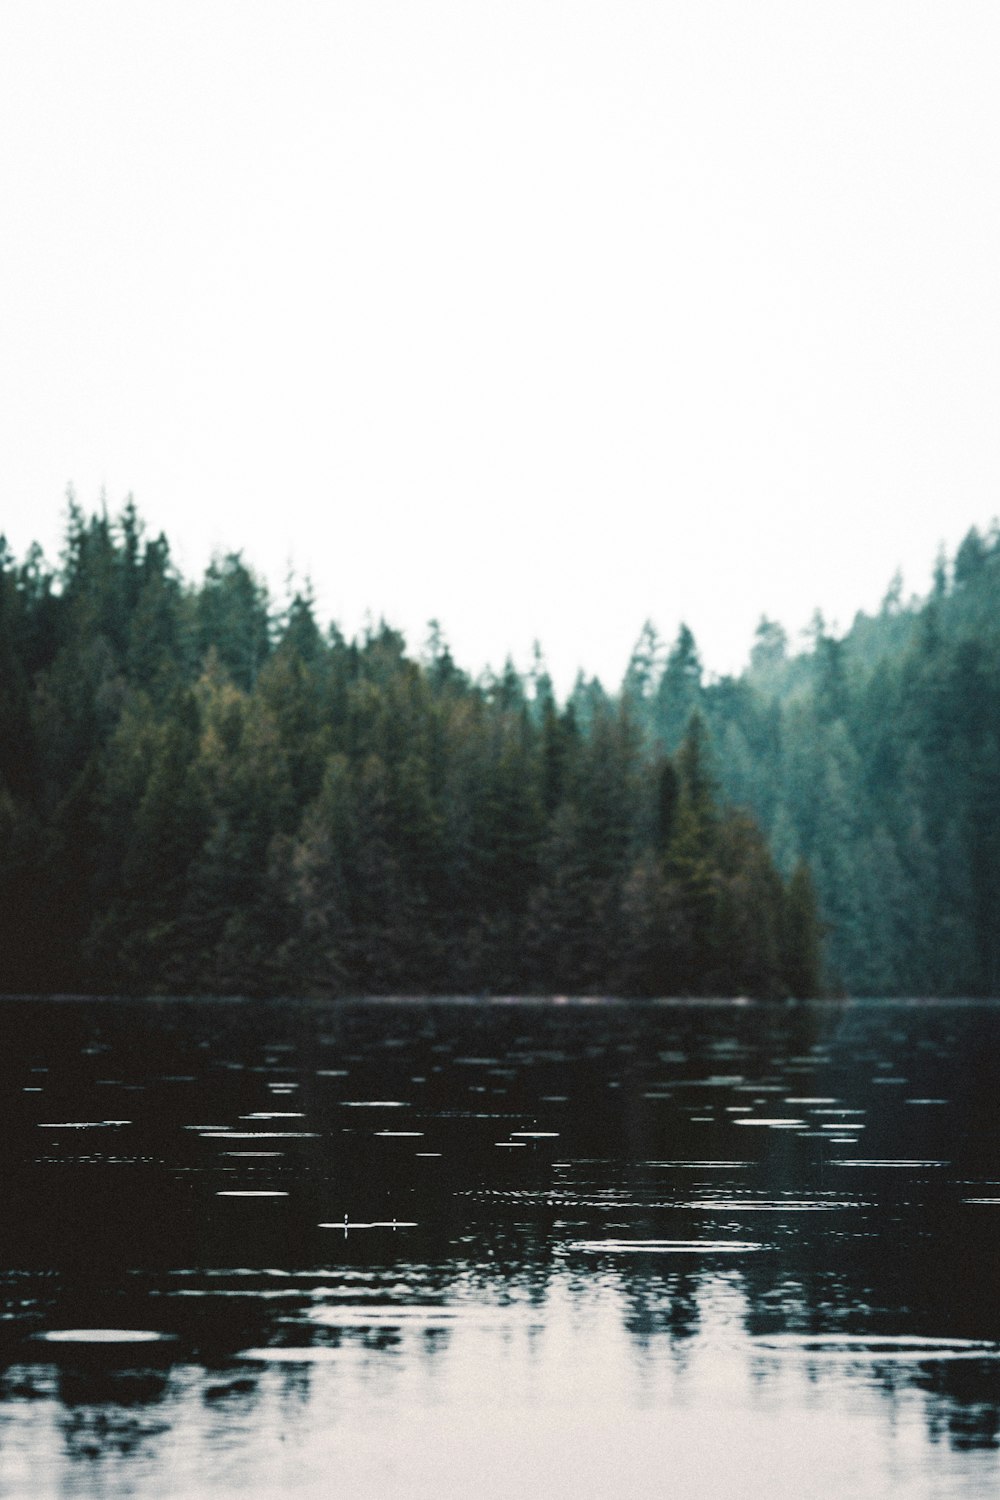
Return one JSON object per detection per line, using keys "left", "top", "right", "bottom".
{"left": 618, "top": 523, "right": 1000, "bottom": 996}
{"left": 0, "top": 499, "right": 822, "bottom": 999}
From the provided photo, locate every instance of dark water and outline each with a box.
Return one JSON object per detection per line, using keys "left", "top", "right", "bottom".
{"left": 2, "top": 997, "right": 1000, "bottom": 1498}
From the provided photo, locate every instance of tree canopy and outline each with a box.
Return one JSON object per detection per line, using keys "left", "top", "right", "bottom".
{"left": 619, "top": 524, "right": 1000, "bottom": 997}
{"left": 0, "top": 499, "right": 823, "bottom": 999}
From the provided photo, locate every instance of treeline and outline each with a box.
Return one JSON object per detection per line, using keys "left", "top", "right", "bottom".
{"left": 0, "top": 500, "right": 821, "bottom": 998}
{"left": 619, "top": 524, "right": 1000, "bottom": 996}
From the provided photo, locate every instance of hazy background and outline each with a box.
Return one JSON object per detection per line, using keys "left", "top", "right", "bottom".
{"left": 1, "top": 1, "right": 997, "bottom": 690}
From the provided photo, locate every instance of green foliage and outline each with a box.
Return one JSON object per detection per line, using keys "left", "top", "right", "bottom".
{"left": 0, "top": 500, "right": 821, "bottom": 998}
{"left": 700, "top": 523, "right": 1000, "bottom": 995}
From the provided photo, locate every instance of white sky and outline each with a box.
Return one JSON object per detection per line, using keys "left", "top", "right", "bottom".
{"left": 1, "top": 2, "right": 998, "bottom": 690}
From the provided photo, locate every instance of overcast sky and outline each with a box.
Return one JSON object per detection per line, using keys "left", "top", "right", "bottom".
{"left": 1, "top": 2, "right": 998, "bottom": 689}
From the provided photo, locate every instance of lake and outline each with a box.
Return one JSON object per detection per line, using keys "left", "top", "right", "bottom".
{"left": 1, "top": 996, "right": 999, "bottom": 1498}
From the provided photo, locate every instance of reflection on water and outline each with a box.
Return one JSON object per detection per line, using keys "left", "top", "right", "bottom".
{"left": 2, "top": 997, "right": 1000, "bottom": 1496}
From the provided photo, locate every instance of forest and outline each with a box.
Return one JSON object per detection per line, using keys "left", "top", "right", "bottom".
{"left": 0, "top": 498, "right": 996, "bottom": 999}
{"left": 627, "top": 525, "right": 1000, "bottom": 997}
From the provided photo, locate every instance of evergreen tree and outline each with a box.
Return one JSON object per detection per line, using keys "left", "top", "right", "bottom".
{"left": 655, "top": 623, "right": 703, "bottom": 749}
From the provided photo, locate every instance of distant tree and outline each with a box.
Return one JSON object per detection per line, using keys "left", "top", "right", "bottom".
{"left": 655, "top": 624, "right": 703, "bottom": 748}
{"left": 622, "top": 620, "right": 663, "bottom": 703}
{"left": 880, "top": 569, "right": 904, "bottom": 616}
{"left": 953, "top": 527, "right": 987, "bottom": 588}
{"left": 749, "top": 616, "right": 788, "bottom": 673}
{"left": 196, "top": 553, "right": 271, "bottom": 689}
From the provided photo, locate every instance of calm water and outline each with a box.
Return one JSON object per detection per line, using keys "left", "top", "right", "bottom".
{"left": 1, "top": 997, "right": 1000, "bottom": 1499}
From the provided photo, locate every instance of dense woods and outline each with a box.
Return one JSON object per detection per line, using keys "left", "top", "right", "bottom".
{"left": 0, "top": 500, "right": 821, "bottom": 999}
{"left": 623, "top": 526, "right": 1000, "bottom": 996}
{"left": 2, "top": 499, "right": 997, "bottom": 999}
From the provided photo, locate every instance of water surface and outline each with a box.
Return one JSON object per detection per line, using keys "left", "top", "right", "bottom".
{"left": 2, "top": 996, "right": 1000, "bottom": 1498}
